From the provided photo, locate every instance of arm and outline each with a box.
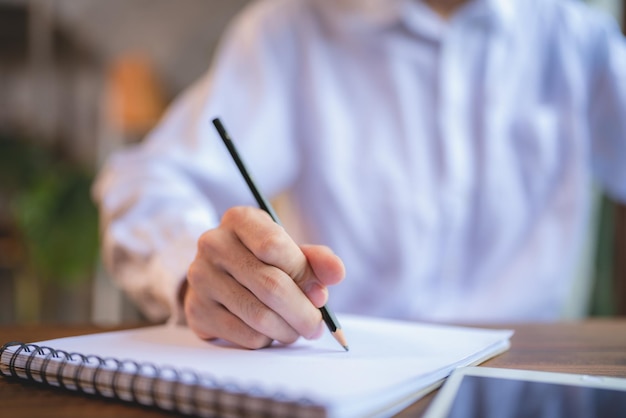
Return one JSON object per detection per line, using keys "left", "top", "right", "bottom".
{"left": 93, "top": 2, "right": 345, "bottom": 347}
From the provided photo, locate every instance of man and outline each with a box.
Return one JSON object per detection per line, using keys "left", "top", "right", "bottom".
{"left": 94, "top": 0, "right": 626, "bottom": 348}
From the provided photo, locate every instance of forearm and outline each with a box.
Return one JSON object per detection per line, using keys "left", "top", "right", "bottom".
{"left": 94, "top": 151, "right": 218, "bottom": 322}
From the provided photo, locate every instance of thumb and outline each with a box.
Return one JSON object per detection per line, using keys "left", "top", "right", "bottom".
{"left": 299, "top": 245, "right": 345, "bottom": 308}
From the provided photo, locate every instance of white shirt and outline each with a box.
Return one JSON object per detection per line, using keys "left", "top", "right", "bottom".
{"left": 94, "top": 0, "right": 626, "bottom": 324}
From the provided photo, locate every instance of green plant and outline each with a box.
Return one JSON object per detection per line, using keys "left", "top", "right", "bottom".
{"left": 0, "top": 134, "right": 99, "bottom": 286}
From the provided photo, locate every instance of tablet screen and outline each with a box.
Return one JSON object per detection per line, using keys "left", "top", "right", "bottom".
{"left": 444, "top": 375, "right": 626, "bottom": 418}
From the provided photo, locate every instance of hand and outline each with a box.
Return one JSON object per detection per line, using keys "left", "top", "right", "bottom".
{"left": 184, "top": 206, "right": 345, "bottom": 349}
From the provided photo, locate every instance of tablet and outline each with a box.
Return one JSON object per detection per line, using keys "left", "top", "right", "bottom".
{"left": 423, "top": 367, "right": 626, "bottom": 418}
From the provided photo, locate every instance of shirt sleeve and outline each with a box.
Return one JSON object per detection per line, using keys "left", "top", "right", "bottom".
{"left": 92, "top": 2, "right": 301, "bottom": 323}
{"left": 588, "top": 12, "right": 626, "bottom": 201}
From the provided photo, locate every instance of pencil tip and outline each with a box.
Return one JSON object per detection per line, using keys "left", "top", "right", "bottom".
{"left": 343, "top": 345, "right": 349, "bottom": 352}
{"left": 332, "top": 328, "right": 349, "bottom": 352}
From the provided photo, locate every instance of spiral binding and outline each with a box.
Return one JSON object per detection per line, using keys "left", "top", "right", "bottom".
{"left": 0, "top": 341, "right": 324, "bottom": 418}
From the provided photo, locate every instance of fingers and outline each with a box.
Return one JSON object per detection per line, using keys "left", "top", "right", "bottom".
{"left": 225, "top": 208, "right": 344, "bottom": 295}
{"left": 184, "top": 275, "right": 299, "bottom": 349}
{"left": 185, "top": 206, "right": 343, "bottom": 349}
{"left": 222, "top": 207, "right": 310, "bottom": 281}
{"left": 185, "top": 286, "right": 273, "bottom": 349}
{"left": 186, "top": 226, "right": 301, "bottom": 348}
{"left": 300, "top": 245, "right": 345, "bottom": 307}
{"left": 216, "top": 208, "right": 324, "bottom": 337}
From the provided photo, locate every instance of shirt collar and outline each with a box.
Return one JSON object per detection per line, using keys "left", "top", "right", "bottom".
{"left": 328, "top": 0, "right": 516, "bottom": 34}
{"left": 463, "top": 0, "right": 516, "bottom": 31}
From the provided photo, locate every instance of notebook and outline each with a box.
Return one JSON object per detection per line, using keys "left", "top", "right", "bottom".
{"left": 0, "top": 314, "right": 512, "bottom": 418}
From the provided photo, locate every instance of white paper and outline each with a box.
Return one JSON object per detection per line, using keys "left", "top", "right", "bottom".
{"left": 3, "top": 314, "right": 512, "bottom": 418}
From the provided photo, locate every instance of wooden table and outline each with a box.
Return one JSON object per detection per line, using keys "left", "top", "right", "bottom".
{"left": 1, "top": 320, "right": 625, "bottom": 417}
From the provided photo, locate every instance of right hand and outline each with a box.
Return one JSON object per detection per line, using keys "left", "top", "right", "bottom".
{"left": 184, "top": 206, "right": 345, "bottom": 349}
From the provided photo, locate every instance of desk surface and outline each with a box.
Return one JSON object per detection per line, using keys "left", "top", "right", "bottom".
{"left": 1, "top": 319, "right": 625, "bottom": 418}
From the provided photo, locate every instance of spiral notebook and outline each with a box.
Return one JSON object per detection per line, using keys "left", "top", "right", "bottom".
{"left": 0, "top": 315, "right": 512, "bottom": 418}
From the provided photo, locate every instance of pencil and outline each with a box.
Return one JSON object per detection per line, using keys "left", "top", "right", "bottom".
{"left": 212, "top": 117, "right": 349, "bottom": 352}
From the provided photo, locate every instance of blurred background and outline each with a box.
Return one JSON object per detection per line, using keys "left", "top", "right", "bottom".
{"left": 0, "top": 0, "right": 624, "bottom": 326}
{"left": 0, "top": 0, "right": 249, "bottom": 325}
